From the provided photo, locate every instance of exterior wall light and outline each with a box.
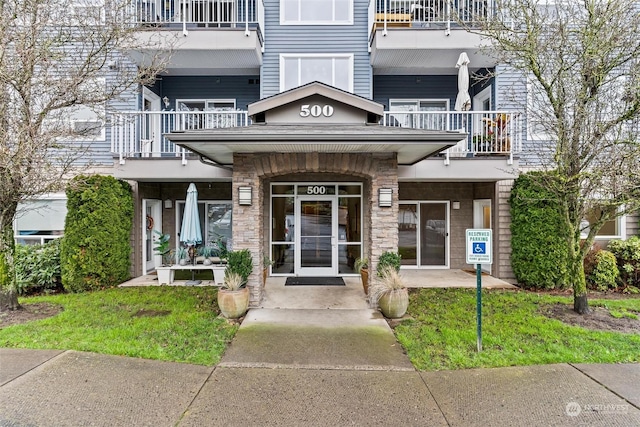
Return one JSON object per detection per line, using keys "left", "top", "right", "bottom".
{"left": 238, "top": 186, "right": 252, "bottom": 206}
{"left": 162, "top": 96, "right": 170, "bottom": 108}
{"left": 378, "top": 188, "right": 393, "bottom": 207}
{"left": 452, "top": 201, "right": 460, "bottom": 210}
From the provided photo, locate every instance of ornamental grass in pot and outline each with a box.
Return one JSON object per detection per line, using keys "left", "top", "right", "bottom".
{"left": 369, "top": 266, "right": 408, "bottom": 319}
{"left": 217, "top": 272, "right": 250, "bottom": 319}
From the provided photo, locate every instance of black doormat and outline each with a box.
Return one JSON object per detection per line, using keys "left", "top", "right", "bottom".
{"left": 285, "top": 277, "right": 346, "bottom": 286}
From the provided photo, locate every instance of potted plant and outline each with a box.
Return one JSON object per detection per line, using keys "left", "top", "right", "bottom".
{"left": 354, "top": 257, "right": 369, "bottom": 294}
{"left": 153, "top": 230, "right": 173, "bottom": 285}
{"left": 376, "top": 251, "right": 401, "bottom": 277}
{"left": 217, "top": 271, "right": 250, "bottom": 319}
{"left": 225, "top": 249, "right": 253, "bottom": 284}
{"left": 176, "top": 246, "right": 188, "bottom": 266}
{"left": 263, "top": 255, "right": 274, "bottom": 285}
{"left": 199, "top": 246, "right": 214, "bottom": 265}
{"left": 369, "top": 266, "right": 409, "bottom": 319}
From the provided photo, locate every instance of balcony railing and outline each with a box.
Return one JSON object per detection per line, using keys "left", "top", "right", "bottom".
{"left": 110, "top": 110, "right": 250, "bottom": 164}
{"left": 110, "top": 109, "right": 519, "bottom": 164}
{"left": 383, "top": 110, "right": 521, "bottom": 163}
{"left": 133, "top": 0, "right": 263, "bottom": 32}
{"left": 371, "top": 0, "right": 494, "bottom": 33}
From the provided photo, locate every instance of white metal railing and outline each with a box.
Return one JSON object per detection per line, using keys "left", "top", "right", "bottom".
{"left": 132, "top": 0, "right": 261, "bottom": 29}
{"left": 383, "top": 110, "right": 521, "bottom": 160}
{"left": 372, "top": 0, "right": 493, "bottom": 33}
{"left": 111, "top": 109, "right": 518, "bottom": 163}
{"left": 15, "top": 235, "right": 63, "bottom": 246}
{"left": 110, "top": 110, "right": 250, "bottom": 164}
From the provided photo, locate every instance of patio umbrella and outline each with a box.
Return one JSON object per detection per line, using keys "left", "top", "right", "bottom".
{"left": 454, "top": 52, "right": 471, "bottom": 112}
{"left": 180, "top": 183, "right": 203, "bottom": 284}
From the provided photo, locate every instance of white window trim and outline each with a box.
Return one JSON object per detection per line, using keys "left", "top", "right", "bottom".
{"left": 473, "top": 86, "right": 492, "bottom": 111}
{"left": 280, "top": 0, "right": 353, "bottom": 25}
{"left": 580, "top": 208, "right": 627, "bottom": 240}
{"left": 389, "top": 99, "right": 451, "bottom": 110}
{"left": 279, "top": 54, "right": 354, "bottom": 93}
{"left": 175, "top": 99, "right": 237, "bottom": 110}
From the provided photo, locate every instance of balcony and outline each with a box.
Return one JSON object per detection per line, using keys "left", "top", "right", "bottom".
{"left": 369, "top": 0, "right": 495, "bottom": 73}
{"left": 111, "top": 109, "right": 519, "bottom": 165}
{"left": 128, "top": 0, "right": 264, "bottom": 75}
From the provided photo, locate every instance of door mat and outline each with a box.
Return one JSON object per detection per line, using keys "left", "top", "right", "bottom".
{"left": 285, "top": 277, "right": 346, "bottom": 286}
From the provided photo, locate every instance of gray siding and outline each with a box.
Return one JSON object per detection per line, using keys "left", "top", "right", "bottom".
{"left": 261, "top": 0, "right": 371, "bottom": 98}
{"left": 161, "top": 76, "right": 261, "bottom": 110}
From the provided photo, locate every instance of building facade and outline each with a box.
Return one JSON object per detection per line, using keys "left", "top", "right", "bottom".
{"left": 14, "top": 0, "right": 638, "bottom": 305}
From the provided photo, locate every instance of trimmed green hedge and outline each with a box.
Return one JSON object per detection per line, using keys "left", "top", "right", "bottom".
{"left": 60, "top": 175, "right": 133, "bottom": 292}
{"left": 509, "top": 172, "right": 570, "bottom": 289}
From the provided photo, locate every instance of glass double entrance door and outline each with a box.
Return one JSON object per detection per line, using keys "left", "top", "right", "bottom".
{"left": 271, "top": 184, "right": 363, "bottom": 277}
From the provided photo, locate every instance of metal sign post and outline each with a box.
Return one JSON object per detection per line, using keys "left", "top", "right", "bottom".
{"left": 466, "top": 229, "right": 493, "bottom": 353}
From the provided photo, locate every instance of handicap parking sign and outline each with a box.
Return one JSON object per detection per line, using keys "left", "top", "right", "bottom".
{"left": 466, "top": 229, "right": 492, "bottom": 264}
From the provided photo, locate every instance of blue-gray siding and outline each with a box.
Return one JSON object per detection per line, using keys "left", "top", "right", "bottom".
{"left": 261, "top": 0, "right": 371, "bottom": 98}
{"left": 159, "top": 76, "right": 261, "bottom": 110}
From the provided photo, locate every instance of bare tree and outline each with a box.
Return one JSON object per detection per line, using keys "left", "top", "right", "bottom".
{"left": 0, "top": 0, "right": 173, "bottom": 310}
{"left": 467, "top": 0, "right": 640, "bottom": 313}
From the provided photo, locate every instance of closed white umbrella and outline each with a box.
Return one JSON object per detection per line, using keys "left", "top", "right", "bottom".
{"left": 454, "top": 52, "right": 471, "bottom": 111}
{"left": 180, "top": 183, "right": 202, "bottom": 283}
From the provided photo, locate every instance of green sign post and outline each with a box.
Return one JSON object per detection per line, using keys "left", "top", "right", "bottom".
{"left": 466, "top": 229, "right": 493, "bottom": 352}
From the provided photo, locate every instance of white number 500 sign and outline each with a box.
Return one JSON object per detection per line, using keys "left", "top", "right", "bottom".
{"left": 300, "top": 104, "right": 334, "bottom": 118}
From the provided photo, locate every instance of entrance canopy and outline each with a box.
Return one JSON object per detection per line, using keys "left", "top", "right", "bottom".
{"left": 166, "top": 82, "right": 466, "bottom": 166}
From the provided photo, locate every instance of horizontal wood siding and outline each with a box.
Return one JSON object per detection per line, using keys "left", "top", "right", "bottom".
{"left": 261, "top": 0, "right": 371, "bottom": 98}
{"left": 374, "top": 75, "right": 457, "bottom": 109}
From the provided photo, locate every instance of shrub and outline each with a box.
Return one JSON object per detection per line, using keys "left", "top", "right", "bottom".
{"left": 585, "top": 248, "right": 619, "bottom": 291}
{"left": 377, "top": 251, "right": 401, "bottom": 277}
{"left": 608, "top": 236, "right": 640, "bottom": 289}
{"left": 509, "top": 172, "right": 570, "bottom": 289}
{"left": 60, "top": 175, "right": 133, "bottom": 292}
{"left": 225, "top": 249, "right": 253, "bottom": 286}
{"left": 14, "top": 239, "right": 62, "bottom": 295}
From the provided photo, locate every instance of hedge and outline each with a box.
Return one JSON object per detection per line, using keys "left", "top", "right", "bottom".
{"left": 60, "top": 175, "right": 133, "bottom": 292}
{"left": 509, "top": 172, "right": 570, "bottom": 289}
{"left": 15, "top": 239, "right": 62, "bottom": 295}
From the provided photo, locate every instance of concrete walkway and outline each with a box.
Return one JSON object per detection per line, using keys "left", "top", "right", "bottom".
{"left": 1, "top": 348, "right": 639, "bottom": 426}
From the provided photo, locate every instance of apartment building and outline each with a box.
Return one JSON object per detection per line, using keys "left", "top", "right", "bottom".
{"left": 14, "top": 0, "right": 636, "bottom": 305}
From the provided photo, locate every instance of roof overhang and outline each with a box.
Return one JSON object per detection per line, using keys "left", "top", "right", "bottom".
{"left": 166, "top": 124, "right": 466, "bottom": 166}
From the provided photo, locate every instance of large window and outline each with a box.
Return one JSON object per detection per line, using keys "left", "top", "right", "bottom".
{"left": 280, "top": 54, "right": 353, "bottom": 92}
{"left": 388, "top": 99, "right": 449, "bottom": 130}
{"left": 581, "top": 207, "right": 626, "bottom": 240}
{"left": 281, "top": 0, "right": 352, "bottom": 25}
{"left": 14, "top": 197, "right": 67, "bottom": 245}
{"left": 176, "top": 201, "right": 233, "bottom": 251}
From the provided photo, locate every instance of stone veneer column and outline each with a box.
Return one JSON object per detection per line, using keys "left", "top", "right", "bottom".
{"left": 232, "top": 154, "right": 264, "bottom": 306}
{"left": 369, "top": 154, "right": 399, "bottom": 276}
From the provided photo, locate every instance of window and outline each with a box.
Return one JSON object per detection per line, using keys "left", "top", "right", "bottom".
{"left": 280, "top": 55, "right": 353, "bottom": 92}
{"left": 176, "top": 99, "right": 237, "bottom": 129}
{"left": 14, "top": 197, "right": 67, "bottom": 245}
{"left": 281, "top": 0, "right": 352, "bottom": 25}
{"left": 176, "top": 201, "right": 233, "bottom": 250}
{"left": 581, "top": 207, "right": 626, "bottom": 240}
{"left": 388, "top": 99, "right": 449, "bottom": 130}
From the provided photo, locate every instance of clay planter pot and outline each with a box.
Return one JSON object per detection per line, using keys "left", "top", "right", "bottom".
{"left": 360, "top": 268, "right": 369, "bottom": 295}
{"left": 217, "top": 286, "right": 250, "bottom": 319}
{"left": 378, "top": 288, "right": 409, "bottom": 319}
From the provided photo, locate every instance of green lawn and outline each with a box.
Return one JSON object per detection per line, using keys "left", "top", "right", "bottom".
{"left": 0, "top": 287, "right": 237, "bottom": 366}
{"left": 396, "top": 288, "right": 640, "bottom": 371}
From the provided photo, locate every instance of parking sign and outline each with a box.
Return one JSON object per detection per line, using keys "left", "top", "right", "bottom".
{"left": 466, "top": 229, "right": 492, "bottom": 264}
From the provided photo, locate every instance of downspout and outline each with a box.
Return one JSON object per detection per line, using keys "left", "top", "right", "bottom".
{"left": 199, "top": 156, "right": 233, "bottom": 171}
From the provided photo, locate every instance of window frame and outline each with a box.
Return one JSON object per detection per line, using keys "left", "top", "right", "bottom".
{"left": 279, "top": 54, "right": 354, "bottom": 93}
{"left": 280, "top": 0, "right": 353, "bottom": 25}
{"left": 581, "top": 208, "right": 627, "bottom": 241}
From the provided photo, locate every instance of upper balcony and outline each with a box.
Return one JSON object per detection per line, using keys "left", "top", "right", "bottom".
{"left": 369, "top": 0, "right": 495, "bottom": 74}
{"left": 128, "top": 0, "right": 264, "bottom": 75}
{"left": 110, "top": 109, "right": 520, "bottom": 178}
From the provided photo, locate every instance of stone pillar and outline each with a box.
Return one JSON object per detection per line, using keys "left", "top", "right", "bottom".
{"left": 232, "top": 154, "right": 264, "bottom": 307}
{"left": 369, "top": 153, "right": 399, "bottom": 275}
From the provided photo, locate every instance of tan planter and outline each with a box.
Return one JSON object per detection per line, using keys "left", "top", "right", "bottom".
{"left": 378, "top": 288, "right": 409, "bottom": 319}
{"left": 360, "top": 268, "right": 369, "bottom": 295}
{"left": 217, "top": 287, "right": 250, "bottom": 319}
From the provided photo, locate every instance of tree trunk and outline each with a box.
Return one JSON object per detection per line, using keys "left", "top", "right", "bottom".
{"left": 569, "top": 253, "right": 589, "bottom": 314}
{"left": 0, "top": 206, "right": 20, "bottom": 312}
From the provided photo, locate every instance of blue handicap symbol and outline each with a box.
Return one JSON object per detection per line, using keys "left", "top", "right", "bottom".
{"left": 473, "top": 242, "right": 486, "bottom": 254}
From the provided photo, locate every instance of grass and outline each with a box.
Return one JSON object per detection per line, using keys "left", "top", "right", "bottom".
{"left": 0, "top": 287, "right": 237, "bottom": 366}
{"left": 395, "top": 288, "right": 640, "bottom": 371}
